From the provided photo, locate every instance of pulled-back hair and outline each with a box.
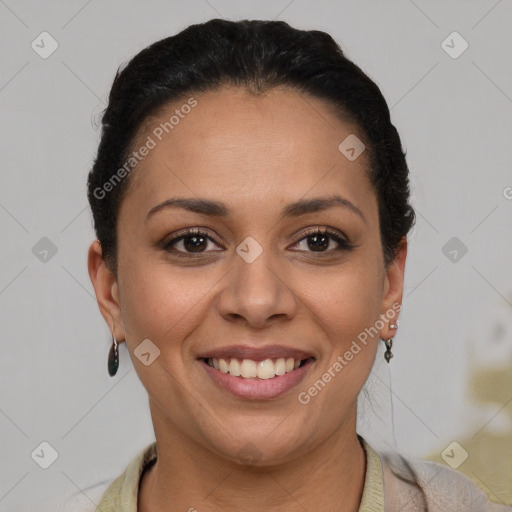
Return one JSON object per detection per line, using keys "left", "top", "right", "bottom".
{"left": 87, "top": 18, "right": 415, "bottom": 276}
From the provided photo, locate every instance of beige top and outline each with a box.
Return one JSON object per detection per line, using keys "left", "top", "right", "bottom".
{"left": 93, "top": 436, "right": 384, "bottom": 511}
{"left": 59, "top": 436, "right": 510, "bottom": 511}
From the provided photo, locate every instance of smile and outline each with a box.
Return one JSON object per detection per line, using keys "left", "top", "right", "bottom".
{"left": 204, "top": 357, "right": 309, "bottom": 379}
{"left": 198, "top": 355, "right": 316, "bottom": 400}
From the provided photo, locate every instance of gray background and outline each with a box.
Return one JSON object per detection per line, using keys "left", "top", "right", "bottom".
{"left": 0, "top": 0, "right": 511, "bottom": 510}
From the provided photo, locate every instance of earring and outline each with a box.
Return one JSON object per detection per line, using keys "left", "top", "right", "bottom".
{"left": 383, "top": 338, "right": 394, "bottom": 363}
{"left": 108, "top": 335, "right": 119, "bottom": 376}
{"left": 383, "top": 322, "right": 398, "bottom": 363}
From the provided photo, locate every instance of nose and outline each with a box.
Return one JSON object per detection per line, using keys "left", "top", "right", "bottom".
{"left": 216, "top": 243, "right": 298, "bottom": 329}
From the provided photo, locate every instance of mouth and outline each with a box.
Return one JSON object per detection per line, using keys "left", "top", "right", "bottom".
{"left": 202, "top": 356, "right": 314, "bottom": 379}
{"left": 197, "top": 351, "right": 316, "bottom": 400}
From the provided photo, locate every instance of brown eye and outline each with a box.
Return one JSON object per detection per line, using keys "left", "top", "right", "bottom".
{"left": 290, "top": 228, "right": 353, "bottom": 254}
{"left": 305, "top": 232, "right": 331, "bottom": 252}
{"left": 163, "top": 229, "right": 223, "bottom": 255}
{"left": 178, "top": 234, "right": 209, "bottom": 252}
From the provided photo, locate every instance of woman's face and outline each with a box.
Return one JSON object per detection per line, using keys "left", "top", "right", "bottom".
{"left": 89, "top": 85, "right": 406, "bottom": 464}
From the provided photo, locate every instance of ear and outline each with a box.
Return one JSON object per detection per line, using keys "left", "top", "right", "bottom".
{"left": 87, "top": 240, "right": 125, "bottom": 341}
{"left": 379, "top": 236, "right": 407, "bottom": 339}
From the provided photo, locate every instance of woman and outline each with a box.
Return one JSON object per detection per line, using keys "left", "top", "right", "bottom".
{"left": 73, "top": 18, "right": 508, "bottom": 511}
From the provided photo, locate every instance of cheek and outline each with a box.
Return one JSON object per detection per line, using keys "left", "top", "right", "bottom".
{"left": 118, "top": 259, "right": 218, "bottom": 351}
{"left": 309, "top": 257, "right": 383, "bottom": 389}
{"left": 312, "top": 260, "right": 383, "bottom": 339}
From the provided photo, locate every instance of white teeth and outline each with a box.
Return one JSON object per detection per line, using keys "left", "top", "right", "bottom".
{"left": 257, "top": 359, "right": 275, "bottom": 380}
{"left": 229, "top": 358, "right": 241, "bottom": 376}
{"left": 207, "top": 357, "right": 305, "bottom": 379}
{"left": 219, "top": 358, "right": 229, "bottom": 374}
{"left": 240, "top": 359, "right": 257, "bottom": 378}
{"left": 275, "top": 358, "right": 286, "bottom": 375}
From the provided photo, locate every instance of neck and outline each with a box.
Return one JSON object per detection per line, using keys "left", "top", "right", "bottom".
{"left": 139, "top": 403, "right": 366, "bottom": 512}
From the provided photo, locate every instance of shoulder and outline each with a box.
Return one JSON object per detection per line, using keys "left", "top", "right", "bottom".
{"left": 50, "top": 441, "right": 158, "bottom": 512}
{"left": 377, "top": 447, "right": 511, "bottom": 511}
{"left": 50, "top": 480, "right": 113, "bottom": 512}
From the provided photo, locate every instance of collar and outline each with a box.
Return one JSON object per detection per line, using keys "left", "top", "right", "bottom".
{"left": 96, "top": 436, "right": 384, "bottom": 511}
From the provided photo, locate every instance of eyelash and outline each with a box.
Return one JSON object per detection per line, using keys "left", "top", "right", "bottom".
{"left": 161, "top": 227, "right": 354, "bottom": 257}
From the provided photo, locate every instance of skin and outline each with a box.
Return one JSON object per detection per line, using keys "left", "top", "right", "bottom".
{"left": 88, "top": 85, "right": 407, "bottom": 512}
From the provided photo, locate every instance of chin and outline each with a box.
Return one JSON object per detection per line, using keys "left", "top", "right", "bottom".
{"left": 204, "top": 423, "right": 308, "bottom": 468}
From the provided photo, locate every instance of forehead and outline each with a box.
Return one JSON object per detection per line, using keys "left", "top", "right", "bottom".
{"left": 121, "top": 85, "right": 376, "bottom": 221}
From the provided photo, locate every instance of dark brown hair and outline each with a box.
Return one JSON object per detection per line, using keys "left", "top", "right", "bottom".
{"left": 87, "top": 18, "right": 415, "bottom": 276}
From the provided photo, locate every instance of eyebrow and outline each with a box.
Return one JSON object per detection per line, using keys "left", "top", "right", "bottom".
{"left": 145, "top": 195, "right": 366, "bottom": 224}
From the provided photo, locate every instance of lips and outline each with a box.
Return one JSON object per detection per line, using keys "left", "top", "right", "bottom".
{"left": 196, "top": 344, "right": 315, "bottom": 361}
{"left": 196, "top": 344, "right": 316, "bottom": 400}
